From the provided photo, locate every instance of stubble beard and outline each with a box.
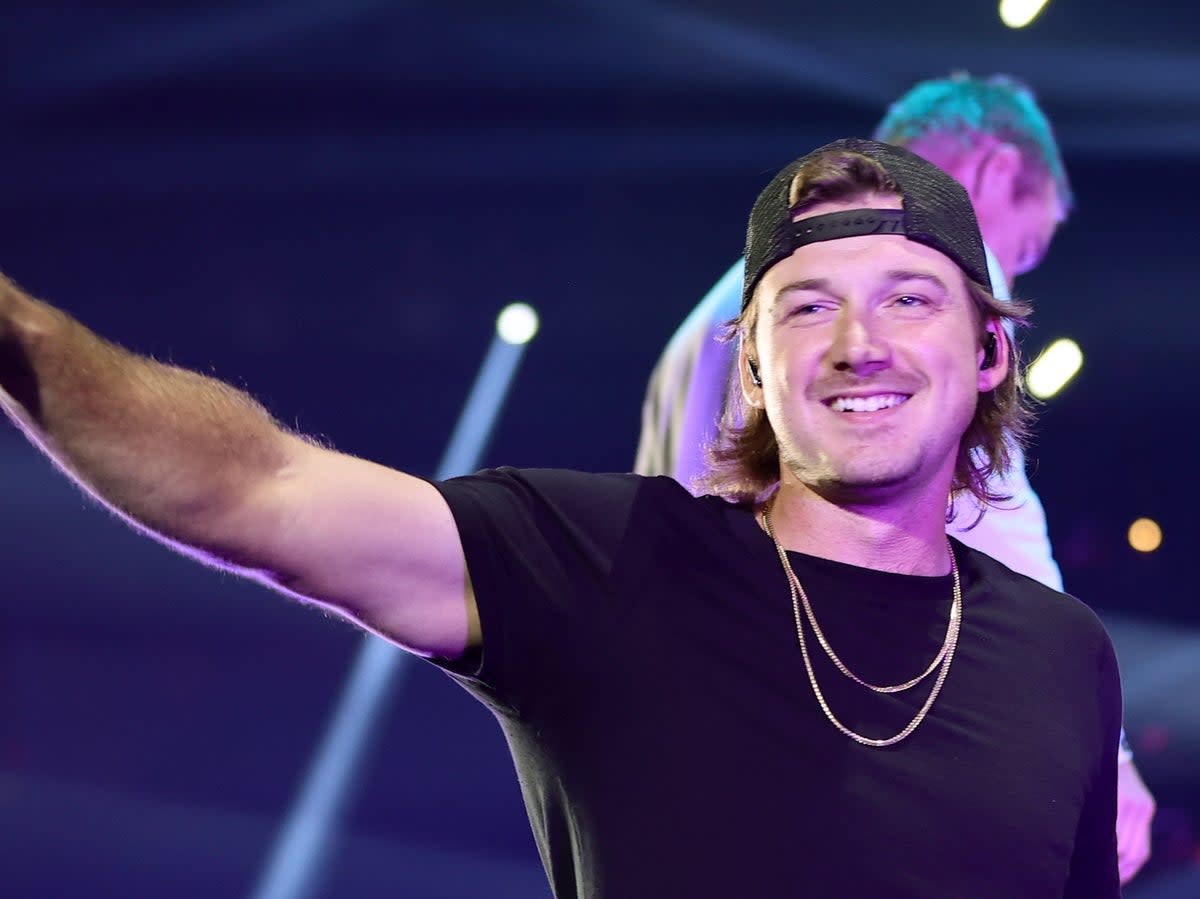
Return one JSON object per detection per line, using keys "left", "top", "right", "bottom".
{"left": 778, "top": 438, "right": 921, "bottom": 504}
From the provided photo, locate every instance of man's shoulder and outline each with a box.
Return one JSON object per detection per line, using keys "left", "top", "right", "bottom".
{"left": 440, "top": 468, "right": 756, "bottom": 568}
{"left": 438, "top": 467, "right": 642, "bottom": 516}
{"left": 440, "top": 467, "right": 715, "bottom": 521}
{"left": 956, "top": 538, "right": 1107, "bottom": 639}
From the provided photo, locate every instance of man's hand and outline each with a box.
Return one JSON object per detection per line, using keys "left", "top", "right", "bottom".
{"left": 1117, "top": 757, "right": 1156, "bottom": 884}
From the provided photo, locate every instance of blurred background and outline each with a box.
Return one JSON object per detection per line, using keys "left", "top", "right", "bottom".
{"left": 1, "top": 1, "right": 1196, "bottom": 896}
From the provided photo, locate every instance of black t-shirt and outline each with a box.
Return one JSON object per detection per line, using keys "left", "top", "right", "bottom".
{"left": 432, "top": 468, "right": 1120, "bottom": 899}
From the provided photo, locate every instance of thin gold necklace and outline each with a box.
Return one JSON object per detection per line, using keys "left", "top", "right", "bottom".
{"left": 760, "top": 502, "right": 962, "bottom": 748}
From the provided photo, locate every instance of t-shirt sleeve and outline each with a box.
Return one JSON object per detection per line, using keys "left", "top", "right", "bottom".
{"left": 1062, "top": 632, "right": 1123, "bottom": 898}
{"left": 428, "top": 467, "right": 643, "bottom": 713}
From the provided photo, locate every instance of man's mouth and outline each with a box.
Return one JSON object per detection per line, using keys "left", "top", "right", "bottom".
{"left": 827, "top": 393, "right": 910, "bottom": 413}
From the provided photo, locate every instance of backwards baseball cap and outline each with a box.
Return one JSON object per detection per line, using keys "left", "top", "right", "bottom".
{"left": 742, "top": 137, "right": 992, "bottom": 311}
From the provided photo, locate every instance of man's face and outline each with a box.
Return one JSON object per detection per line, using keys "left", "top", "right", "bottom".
{"left": 971, "top": 170, "right": 1063, "bottom": 288}
{"left": 742, "top": 196, "right": 1007, "bottom": 504}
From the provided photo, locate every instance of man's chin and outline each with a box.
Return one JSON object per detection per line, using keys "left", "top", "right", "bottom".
{"left": 795, "top": 462, "right": 919, "bottom": 503}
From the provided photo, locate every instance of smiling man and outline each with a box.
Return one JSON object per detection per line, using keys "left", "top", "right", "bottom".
{"left": 686, "top": 140, "right": 1120, "bottom": 895}
{"left": 0, "top": 137, "right": 1119, "bottom": 897}
{"left": 637, "top": 74, "right": 1068, "bottom": 571}
{"left": 637, "top": 74, "right": 1155, "bottom": 883}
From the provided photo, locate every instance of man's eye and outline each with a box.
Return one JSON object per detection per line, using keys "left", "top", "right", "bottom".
{"left": 893, "top": 294, "right": 926, "bottom": 307}
{"left": 785, "top": 303, "right": 827, "bottom": 318}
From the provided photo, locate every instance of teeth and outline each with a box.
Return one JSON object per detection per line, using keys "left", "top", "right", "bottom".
{"left": 830, "top": 394, "right": 908, "bottom": 413}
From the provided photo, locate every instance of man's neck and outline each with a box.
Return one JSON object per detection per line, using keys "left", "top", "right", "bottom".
{"left": 763, "top": 480, "right": 953, "bottom": 576}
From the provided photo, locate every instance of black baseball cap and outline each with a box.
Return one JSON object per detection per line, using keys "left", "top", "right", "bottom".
{"left": 742, "top": 138, "right": 992, "bottom": 311}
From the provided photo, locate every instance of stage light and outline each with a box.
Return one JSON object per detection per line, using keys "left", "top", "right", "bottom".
{"left": 1026, "top": 338, "right": 1083, "bottom": 399}
{"left": 497, "top": 302, "right": 539, "bottom": 345}
{"left": 1128, "top": 518, "right": 1163, "bottom": 553}
{"left": 253, "top": 305, "right": 538, "bottom": 899}
{"left": 999, "top": 0, "right": 1051, "bottom": 28}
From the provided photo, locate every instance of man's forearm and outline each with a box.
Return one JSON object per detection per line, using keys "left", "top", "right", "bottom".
{"left": 0, "top": 273, "right": 292, "bottom": 561}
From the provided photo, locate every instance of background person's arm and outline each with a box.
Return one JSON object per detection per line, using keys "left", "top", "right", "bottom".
{"left": 949, "top": 444, "right": 1063, "bottom": 589}
{"left": 633, "top": 259, "right": 743, "bottom": 491}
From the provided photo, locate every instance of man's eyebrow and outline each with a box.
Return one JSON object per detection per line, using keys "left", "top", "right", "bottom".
{"left": 772, "top": 278, "right": 832, "bottom": 302}
{"left": 772, "top": 270, "right": 951, "bottom": 303}
{"left": 884, "top": 269, "right": 951, "bottom": 293}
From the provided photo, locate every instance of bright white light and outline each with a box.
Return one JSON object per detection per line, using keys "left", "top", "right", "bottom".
{"left": 496, "top": 302, "right": 539, "bottom": 345}
{"left": 1000, "top": 0, "right": 1051, "bottom": 28}
{"left": 1026, "top": 338, "right": 1083, "bottom": 399}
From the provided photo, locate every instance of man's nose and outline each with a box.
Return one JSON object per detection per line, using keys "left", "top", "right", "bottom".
{"left": 830, "top": 314, "right": 890, "bottom": 376}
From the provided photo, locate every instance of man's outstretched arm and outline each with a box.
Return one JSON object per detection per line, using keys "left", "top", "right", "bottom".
{"left": 0, "top": 273, "right": 477, "bottom": 659}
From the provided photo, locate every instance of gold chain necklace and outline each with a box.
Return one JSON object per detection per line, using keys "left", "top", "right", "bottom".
{"left": 761, "top": 503, "right": 962, "bottom": 748}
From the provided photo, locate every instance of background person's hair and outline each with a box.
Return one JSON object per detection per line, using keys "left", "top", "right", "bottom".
{"left": 698, "top": 149, "right": 1034, "bottom": 512}
{"left": 874, "top": 72, "right": 1073, "bottom": 212}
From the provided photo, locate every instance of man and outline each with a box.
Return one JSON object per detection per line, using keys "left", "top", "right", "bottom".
{"left": 635, "top": 73, "right": 1155, "bottom": 882}
{"left": 1, "top": 139, "right": 1119, "bottom": 896}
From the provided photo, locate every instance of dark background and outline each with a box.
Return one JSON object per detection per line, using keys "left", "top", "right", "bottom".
{"left": 1, "top": 2, "right": 1197, "bottom": 896}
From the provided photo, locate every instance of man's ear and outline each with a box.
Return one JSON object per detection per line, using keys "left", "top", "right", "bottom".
{"left": 738, "top": 335, "right": 765, "bottom": 407}
{"left": 974, "top": 142, "right": 1022, "bottom": 204}
{"left": 978, "top": 321, "right": 1010, "bottom": 392}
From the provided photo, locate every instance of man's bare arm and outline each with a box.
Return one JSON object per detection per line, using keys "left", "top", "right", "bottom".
{"left": 0, "top": 273, "right": 478, "bottom": 658}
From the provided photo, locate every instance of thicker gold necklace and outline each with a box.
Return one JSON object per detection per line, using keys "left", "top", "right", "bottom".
{"left": 761, "top": 502, "right": 962, "bottom": 748}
